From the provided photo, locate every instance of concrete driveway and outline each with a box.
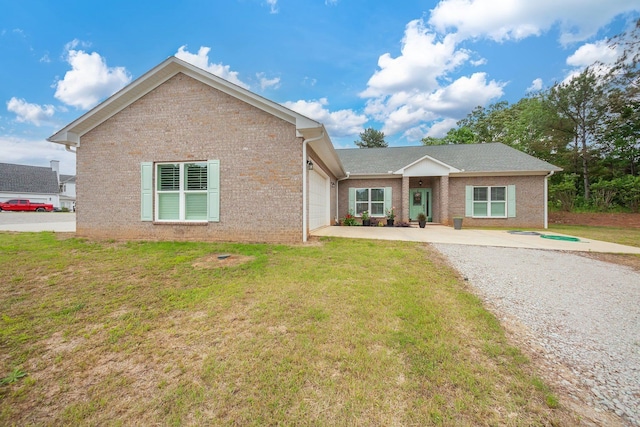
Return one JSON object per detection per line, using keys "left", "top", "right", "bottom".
{"left": 312, "top": 224, "right": 640, "bottom": 254}
{"left": 0, "top": 212, "right": 76, "bottom": 232}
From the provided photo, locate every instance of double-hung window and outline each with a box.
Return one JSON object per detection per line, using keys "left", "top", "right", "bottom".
{"left": 472, "top": 186, "right": 507, "bottom": 217}
{"left": 156, "top": 162, "right": 208, "bottom": 221}
{"left": 141, "top": 160, "right": 220, "bottom": 223}
{"left": 352, "top": 187, "right": 390, "bottom": 217}
{"left": 355, "top": 188, "right": 385, "bottom": 216}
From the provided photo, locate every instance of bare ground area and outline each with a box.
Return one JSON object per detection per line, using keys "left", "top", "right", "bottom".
{"left": 550, "top": 211, "right": 640, "bottom": 228}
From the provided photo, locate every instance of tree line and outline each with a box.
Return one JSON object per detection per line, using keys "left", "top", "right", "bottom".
{"left": 421, "top": 19, "right": 640, "bottom": 213}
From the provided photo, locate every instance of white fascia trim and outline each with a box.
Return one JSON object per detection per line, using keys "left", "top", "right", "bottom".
{"left": 346, "top": 173, "right": 403, "bottom": 179}
{"left": 395, "top": 154, "right": 459, "bottom": 174}
{"left": 451, "top": 170, "right": 552, "bottom": 177}
{"left": 47, "top": 56, "right": 323, "bottom": 146}
{"left": 48, "top": 131, "right": 80, "bottom": 146}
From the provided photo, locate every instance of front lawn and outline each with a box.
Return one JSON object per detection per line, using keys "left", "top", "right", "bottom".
{"left": 548, "top": 224, "right": 640, "bottom": 248}
{"left": 0, "top": 233, "right": 578, "bottom": 425}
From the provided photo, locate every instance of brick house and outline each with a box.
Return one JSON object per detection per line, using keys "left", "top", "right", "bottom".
{"left": 48, "top": 57, "right": 560, "bottom": 243}
{"left": 336, "top": 144, "right": 561, "bottom": 229}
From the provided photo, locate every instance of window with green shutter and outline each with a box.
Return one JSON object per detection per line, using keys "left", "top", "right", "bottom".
{"left": 150, "top": 161, "right": 215, "bottom": 222}
{"left": 471, "top": 185, "right": 509, "bottom": 218}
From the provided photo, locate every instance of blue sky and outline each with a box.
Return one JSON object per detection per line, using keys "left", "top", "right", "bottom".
{"left": 1, "top": 0, "right": 639, "bottom": 174}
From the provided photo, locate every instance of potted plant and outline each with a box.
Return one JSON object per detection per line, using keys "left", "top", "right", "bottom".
{"left": 453, "top": 216, "right": 463, "bottom": 230}
{"left": 386, "top": 207, "right": 395, "bottom": 226}
{"left": 417, "top": 212, "right": 427, "bottom": 228}
{"left": 361, "top": 210, "right": 370, "bottom": 226}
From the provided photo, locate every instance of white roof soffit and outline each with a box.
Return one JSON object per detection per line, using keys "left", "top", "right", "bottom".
{"left": 300, "top": 126, "right": 346, "bottom": 178}
{"left": 395, "top": 154, "right": 459, "bottom": 175}
{"left": 48, "top": 56, "right": 321, "bottom": 145}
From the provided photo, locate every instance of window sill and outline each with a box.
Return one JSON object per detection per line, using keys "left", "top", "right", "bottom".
{"left": 152, "top": 221, "right": 209, "bottom": 226}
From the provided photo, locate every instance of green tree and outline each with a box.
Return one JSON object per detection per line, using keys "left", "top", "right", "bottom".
{"left": 602, "top": 18, "right": 640, "bottom": 176}
{"left": 545, "top": 68, "right": 608, "bottom": 201}
{"left": 354, "top": 127, "right": 387, "bottom": 148}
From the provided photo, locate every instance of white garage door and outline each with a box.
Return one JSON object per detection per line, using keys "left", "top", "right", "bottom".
{"left": 309, "top": 169, "right": 328, "bottom": 230}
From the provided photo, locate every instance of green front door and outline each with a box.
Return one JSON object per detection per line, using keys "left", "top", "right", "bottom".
{"left": 409, "top": 188, "right": 432, "bottom": 222}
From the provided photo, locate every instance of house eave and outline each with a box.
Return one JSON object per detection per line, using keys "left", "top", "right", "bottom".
{"left": 394, "top": 154, "right": 460, "bottom": 174}
{"left": 451, "top": 170, "right": 559, "bottom": 177}
{"left": 47, "top": 56, "right": 324, "bottom": 147}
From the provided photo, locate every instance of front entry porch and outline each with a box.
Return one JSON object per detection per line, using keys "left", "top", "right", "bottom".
{"left": 402, "top": 176, "right": 449, "bottom": 225}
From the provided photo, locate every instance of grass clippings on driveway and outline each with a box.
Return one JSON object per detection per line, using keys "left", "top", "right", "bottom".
{"left": 0, "top": 232, "right": 580, "bottom": 425}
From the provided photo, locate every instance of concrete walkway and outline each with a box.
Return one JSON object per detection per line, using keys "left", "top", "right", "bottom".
{"left": 311, "top": 224, "right": 640, "bottom": 254}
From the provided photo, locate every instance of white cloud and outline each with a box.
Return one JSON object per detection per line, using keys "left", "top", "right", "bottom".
{"left": 527, "top": 78, "right": 544, "bottom": 92}
{"left": 428, "top": 0, "right": 640, "bottom": 45}
{"left": 566, "top": 39, "right": 620, "bottom": 67}
{"left": 6, "top": 97, "right": 55, "bottom": 126}
{"left": 360, "top": 20, "right": 470, "bottom": 98}
{"left": 256, "top": 73, "right": 281, "bottom": 90}
{"left": 282, "top": 98, "right": 368, "bottom": 137}
{"left": 54, "top": 41, "right": 131, "bottom": 110}
{"left": 563, "top": 39, "right": 622, "bottom": 83}
{"left": 266, "top": 0, "right": 278, "bottom": 14}
{"left": 175, "top": 45, "right": 249, "bottom": 89}
{"left": 0, "top": 136, "right": 76, "bottom": 174}
{"left": 427, "top": 118, "right": 459, "bottom": 138}
{"left": 360, "top": 19, "right": 505, "bottom": 137}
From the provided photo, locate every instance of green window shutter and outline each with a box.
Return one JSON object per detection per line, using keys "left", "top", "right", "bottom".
{"left": 207, "top": 160, "right": 220, "bottom": 222}
{"left": 465, "top": 186, "right": 473, "bottom": 217}
{"left": 348, "top": 187, "right": 355, "bottom": 213}
{"left": 141, "top": 162, "right": 153, "bottom": 221}
{"left": 507, "top": 185, "right": 516, "bottom": 218}
{"left": 384, "top": 187, "right": 392, "bottom": 212}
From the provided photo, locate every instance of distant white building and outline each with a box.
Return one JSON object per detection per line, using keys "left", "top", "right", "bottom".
{"left": 0, "top": 160, "right": 75, "bottom": 210}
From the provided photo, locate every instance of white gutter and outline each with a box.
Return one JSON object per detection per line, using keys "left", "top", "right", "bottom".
{"left": 336, "top": 172, "right": 350, "bottom": 223}
{"left": 544, "top": 170, "right": 555, "bottom": 229}
{"left": 302, "top": 131, "right": 325, "bottom": 242}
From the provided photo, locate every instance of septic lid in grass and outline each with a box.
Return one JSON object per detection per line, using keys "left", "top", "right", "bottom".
{"left": 217, "top": 254, "right": 230, "bottom": 260}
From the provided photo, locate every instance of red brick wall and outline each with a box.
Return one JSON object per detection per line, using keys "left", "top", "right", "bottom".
{"left": 448, "top": 175, "right": 547, "bottom": 228}
{"left": 77, "top": 73, "right": 310, "bottom": 243}
{"left": 337, "top": 178, "right": 403, "bottom": 222}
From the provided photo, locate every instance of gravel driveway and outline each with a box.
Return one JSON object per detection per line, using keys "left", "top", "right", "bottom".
{"left": 433, "top": 244, "right": 640, "bottom": 426}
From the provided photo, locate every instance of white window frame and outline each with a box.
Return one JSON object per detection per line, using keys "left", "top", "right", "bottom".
{"left": 472, "top": 186, "right": 507, "bottom": 218}
{"left": 354, "top": 188, "right": 386, "bottom": 217}
{"left": 155, "top": 162, "right": 208, "bottom": 222}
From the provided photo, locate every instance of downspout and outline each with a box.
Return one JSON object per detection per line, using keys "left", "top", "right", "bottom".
{"left": 544, "top": 170, "right": 554, "bottom": 229}
{"left": 336, "top": 172, "right": 350, "bottom": 224}
{"left": 65, "top": 145, "right": 77, "bottom": 153}
{"left": 302, "top": 131, "right": 325, "bottom": 242}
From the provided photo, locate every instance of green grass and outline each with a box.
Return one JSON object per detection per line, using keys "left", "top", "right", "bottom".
{"left": 548, "top": 224, "right": 640, "bottom": 248}
{"left": 0, "top": 232, "right": 577, "bottom": 425}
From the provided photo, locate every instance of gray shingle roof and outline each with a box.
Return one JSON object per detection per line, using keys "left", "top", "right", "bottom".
{"left": 0, "top": 163, "right": 60, "bottom": 194}
{"left": 60, "top": 174, "right": 76, "bottom": 183}
{"left": 336, "top": 143, "right": 561, "bottom": 175}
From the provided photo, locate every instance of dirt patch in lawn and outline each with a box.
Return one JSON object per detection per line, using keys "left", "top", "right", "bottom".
{"left": 191, "top": 253, "right": 255, "bottom": 269}
{"left": 576, "top": 252, "right": 640, "bottom": 273}
{"left": 549, "top": 212, "right": 640, "bottom": 228}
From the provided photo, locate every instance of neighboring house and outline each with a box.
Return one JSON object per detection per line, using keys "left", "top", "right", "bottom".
{"left": 47, "top": 56, "right": 560, "bottom": 243}
{"left": 48, "top": 56, "right": 343, "bottom": 243}
{"left": 59, "top": 174, "right": 76, "bottom": 211}
{"left": 0, "top": 161, "right": 63, "bottom": 208}
{"left": 336, "top": 144, "right": 561, "bottom": 229}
